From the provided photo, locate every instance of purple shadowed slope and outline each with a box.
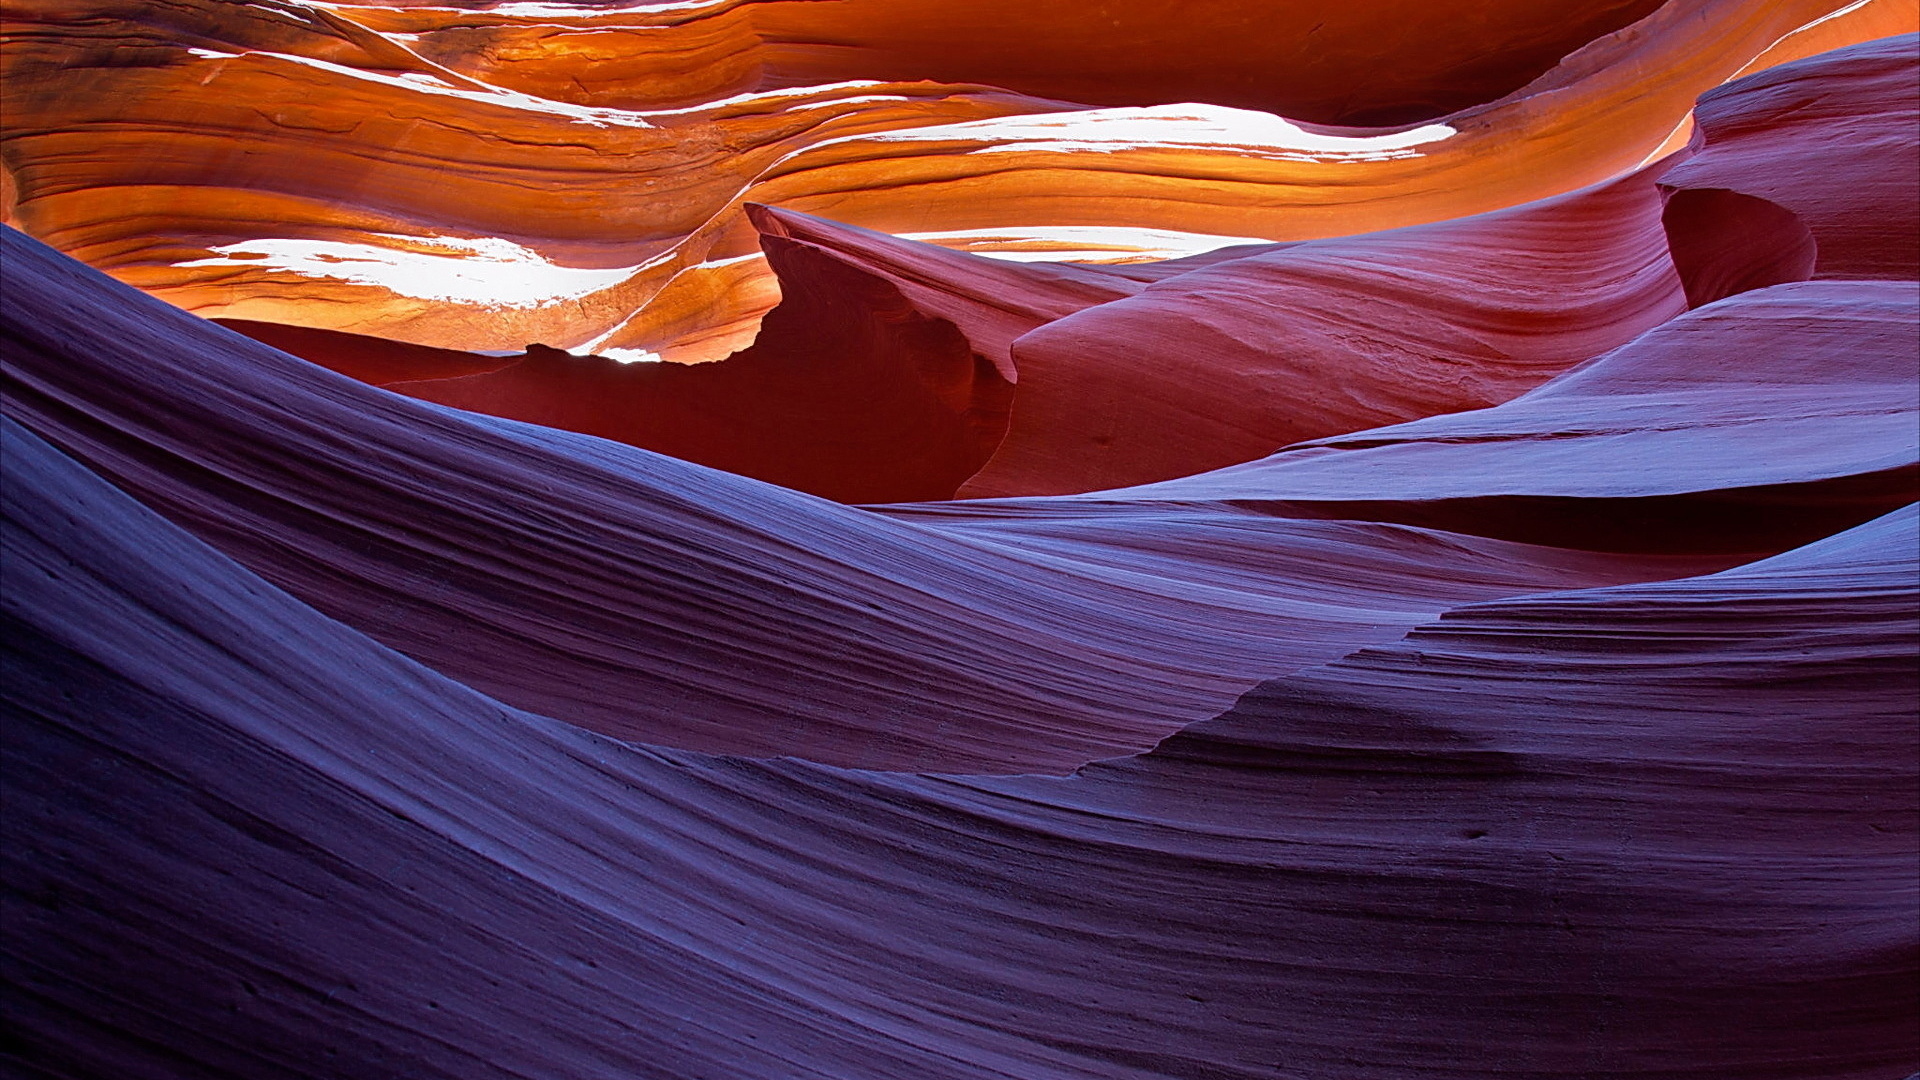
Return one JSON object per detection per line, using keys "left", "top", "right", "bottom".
{"left": 5, "top": 405, "right": 1916, "bottom": 1078}
{"left": 0, "top": 226, "right": 1740, "bottom": 774}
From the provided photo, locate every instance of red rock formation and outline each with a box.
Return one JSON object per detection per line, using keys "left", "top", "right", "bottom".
{"left": 1659, "top": 186, "right": 1819, "bottom": 308}
{"left": 215, "top": 318, "right": 519, "bottom": 385}
{"left": 385, "top": 204, "right": 1141, "bottom": 501}
{"left": 1661, "top": 33, "right": 1920, "bottom": 281}
{"left": 959, "top": 166, "right": 1690, "bottom": 496}
{"left": 1095, "top": 279, "right": 1920, "bottom": 551}
{"left": 394, "top": 227, "right": 1020, "bottom": 505}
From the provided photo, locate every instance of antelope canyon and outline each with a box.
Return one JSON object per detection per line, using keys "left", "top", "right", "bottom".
{"left": 2, "top": 1, "right": 1917, "bottom": 1077}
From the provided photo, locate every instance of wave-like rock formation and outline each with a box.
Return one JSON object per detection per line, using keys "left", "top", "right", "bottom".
{"left": 1662, "top": 33, "right": 1920, "bottom": 282}
{"left": 1093, "top": 280, "right": 1919, "bottom": 548}
{"left": 2, "top": 4, "right": 1917, "bottom": 1078}
{"left": 958, "top": 167, "right": 1691, "bottom": 496}
{"left": 5, "top": 364, "right": 1916, "bottom": 1078}
{"left": 6, "top": 227, "right": 1739, "bottom": 772}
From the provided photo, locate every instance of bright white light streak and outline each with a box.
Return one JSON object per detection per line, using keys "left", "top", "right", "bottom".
{"left": 248, "top": 52, "right": 658, "bottom": 128}
{"left": 597, "top": 347, "right": 666, "bottom": 364}
{"left": 483, "top": 0, "right": 731, "bottom": 16}
{"left": 1792, "top": 0, "right": 1876, "bottom": 35}
{"left": 828, "top": 103, "right": 1456, "bottom": 161}
{"left": 903, "top": 224, "right": 1276, "bottom": 262}
{"left": 178, "top": 235, "right": 643, "bottom": 308}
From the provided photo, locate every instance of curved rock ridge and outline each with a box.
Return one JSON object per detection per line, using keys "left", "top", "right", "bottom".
{"left": 212, "top": 317, "right": 525, "bottom": 385}
{"left": 1662, "top": 33, "right": 1920, "bottom": 282}
{"left": 1, "top": 225, "right": 1737, "bottom": 773}
{"left": 1658, "top": 186, "right": 1821, "bottom": 308}
{"left": 1081, "top": 281, "right": 1920, "bottom": 550}
{"left": 243, "top": 205, "right": 1285, "bottom": 502}
{"left": 389, "top": 226, "right": 1024, "bottom": 506}
{"left": 2, "top": 0, "right": 1911, "bottom": 361}
{"left": 381, "top": 204, "right": 1148, "bottom": 502}
{"left": 957, "top": 165, "right": 1690, "bottom": 497}
{"left": 5, "top": 411, "right": 1914, "bottom": 1079}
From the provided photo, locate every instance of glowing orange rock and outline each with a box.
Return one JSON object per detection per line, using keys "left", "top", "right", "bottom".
{"left": 4, "top": 0, "right": 1909, "bottom": 362}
